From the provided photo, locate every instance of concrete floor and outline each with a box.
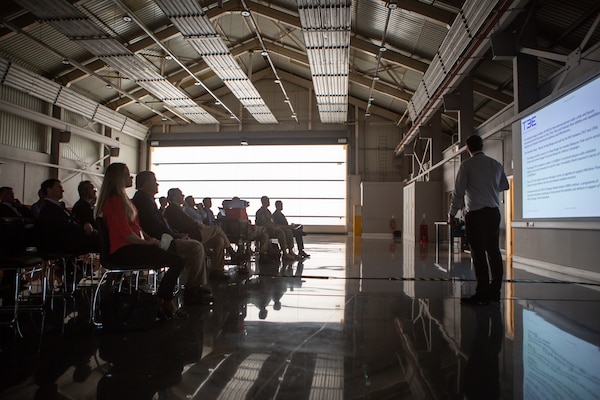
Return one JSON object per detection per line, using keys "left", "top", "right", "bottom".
{"left": 1, "top": 235, "right": 599, "bottom": 399}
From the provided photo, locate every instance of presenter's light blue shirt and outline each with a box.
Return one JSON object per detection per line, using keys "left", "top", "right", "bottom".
{"left": 449, "top": 151, "right": 509, "bottom": 217}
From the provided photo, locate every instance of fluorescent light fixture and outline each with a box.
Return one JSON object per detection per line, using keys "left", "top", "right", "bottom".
{"left": 298, "top": 0, "right": 351, "bottom": 123}
{"left": 154, "top": 0, "right": 277, "bottom": 124}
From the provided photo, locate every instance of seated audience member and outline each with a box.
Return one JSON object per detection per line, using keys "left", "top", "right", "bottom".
{"left": 0, "top": 186, "right": 34, "bottom": 220}
{"left": 36, "top": 178, "right": 100, "bottom": 255}
{"left": 183, "top": 195, "right": 205, "bottom": 223}
{"left": 158, "top": 196, "right": 168, "bottom": 216}
{"left": 273, "top": 200, "right": 309, "bottom": 258}
{"left": 95, "top": 163, "right": 186, "bottom": 318}
{"left": 72, "top": 180, "right": 97, "bottom": 227}
{"left": 256, "top": 196, "right": 298, "bottom": 260}
{"left": 131, "top": 171, "right": 212, "bottom": 302}
{"left": 202, "top": 197, "right": 217, "bottom": 225}
{"left": 222, "top": 197, "right": 272, "bottom": 261}
{"left": 165, "top": 188, "right": 241, "bottom": 279}
{"left": 30, "top": 188, "right": 46, "bottom": 219}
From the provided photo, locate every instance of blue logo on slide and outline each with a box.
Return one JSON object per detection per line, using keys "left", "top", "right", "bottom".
{"left": 522, "top": 115, "right": 537, "bottom": 132}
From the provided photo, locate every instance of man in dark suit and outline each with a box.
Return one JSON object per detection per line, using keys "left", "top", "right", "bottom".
{"left": 0, "top": 186, "right": 34, "bottom": 220}
{"left": 36, "top": 179, "right": 100, "bottom": 255}
{"left": 132, "top": 171, "right": 213, "bottom": 301}
{"left": 71, "top": 180, "right": 97, "bottom": 227}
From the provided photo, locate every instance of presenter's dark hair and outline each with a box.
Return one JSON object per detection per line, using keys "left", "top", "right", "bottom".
{"left": 466, "top": 135, "right": 483, "bottom": 152}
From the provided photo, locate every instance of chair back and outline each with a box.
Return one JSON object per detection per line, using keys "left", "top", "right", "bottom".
{"left": 96, "top": 216, "right": 115, "bottom": 269}
{"left": 0, "top": 217, "right": 27, "bottom": 255}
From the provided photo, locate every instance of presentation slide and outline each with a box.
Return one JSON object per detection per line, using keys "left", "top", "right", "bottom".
{"left": 523, "top": 310, "right": 600, "bottom": 399}
{"left": 521, "top": 75, "right": 600, "bottom": 218}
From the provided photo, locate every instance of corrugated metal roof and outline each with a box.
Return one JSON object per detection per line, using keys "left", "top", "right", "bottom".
{"left": 0, "top": 0, "right": 597, "bottom": 136}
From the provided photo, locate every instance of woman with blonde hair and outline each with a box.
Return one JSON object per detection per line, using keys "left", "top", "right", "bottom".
{"left": 96, "top": 162, "right": 186, "bottom": 319}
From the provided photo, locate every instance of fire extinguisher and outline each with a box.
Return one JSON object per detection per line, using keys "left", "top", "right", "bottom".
{"left": 419, "top": 214, "right": 428, "bottom": 244}
{"left": 390, "top": 215, "right": 397, "bottom": 230}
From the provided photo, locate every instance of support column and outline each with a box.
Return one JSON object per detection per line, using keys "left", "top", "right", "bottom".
{"left": 513, "top": 4, "right": 538, "bottom": 113}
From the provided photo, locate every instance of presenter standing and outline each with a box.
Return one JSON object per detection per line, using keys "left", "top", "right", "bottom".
{"left": 448, "top": 135, "right": 509, "bottom": 305}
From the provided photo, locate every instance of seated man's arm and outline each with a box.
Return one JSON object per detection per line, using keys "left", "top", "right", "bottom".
{"left": 132, "top": 193, "right": 175, "bottom": 239}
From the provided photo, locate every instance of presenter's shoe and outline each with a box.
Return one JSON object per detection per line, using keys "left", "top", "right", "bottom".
{"left": 461, "top": 295, "right": 489, "bottom": 305}
{"left": 299, "top": 251, "right": 310, "bottom": 258}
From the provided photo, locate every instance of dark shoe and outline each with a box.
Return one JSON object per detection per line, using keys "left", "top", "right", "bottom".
{"left": 209, "top": 270, "right": 230, "bottom": 281}
{"left": 299, "top": 251, "right": 310, "bottom": 258}
{"left": 184, "top": 286, "right": 214, "bottom": 305}
{"left": 490, "top": 293, "right": 501, "bottom": 302}
{"left": 237, "top": 265, "right": 250, "bottom": 275}
{"left": 259, "top": 252, "right": 277, "bottom": 263}
{"left": 461, "top": 295, "right": 489, "bottom": 305}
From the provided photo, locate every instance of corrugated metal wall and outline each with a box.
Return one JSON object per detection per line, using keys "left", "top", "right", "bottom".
{"left": 360, "top": 118, "right": 404, "bottom": 182}
{"left": 61, "top": 109, "right": 102, "bottom": 164}
{"left": 0, "top": 86, "right": 49, "bottom": 153}
{"left": 111, "top": 131, "right": 141, "bottom": 174}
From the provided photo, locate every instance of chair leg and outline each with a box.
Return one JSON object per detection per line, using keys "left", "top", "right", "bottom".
{"left": 91, "top": 270, "right": 111, "bottom": 327}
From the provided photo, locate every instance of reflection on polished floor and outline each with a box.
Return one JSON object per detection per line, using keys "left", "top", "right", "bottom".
{"left": 1, "top": 235, "right": 600, "bottom": 399}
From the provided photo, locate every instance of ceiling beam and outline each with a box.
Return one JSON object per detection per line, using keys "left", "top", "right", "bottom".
{"left": 61, "top": 0, "right": 240, "bottom": 85}
{"left": 349, "top": 72, "right": 412, "bottom": 102}
{"left": 350, "top": 36, "right": 428, "bottom": 74}
{"left": 107, "top": 39, "right": 261, "bottom": 110}
{"left": 275, "top": 69, "right": 400, "bottom": 122}
{"left": 385, "top": 0, "right": 457, "bottom": 28}
{"left": 60, "top": 25, "right": 182, "bottom": 85}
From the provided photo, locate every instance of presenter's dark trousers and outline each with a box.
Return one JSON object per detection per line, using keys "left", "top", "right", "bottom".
{"left": 465, "top": 207, "right": 503, "bottom": 300}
